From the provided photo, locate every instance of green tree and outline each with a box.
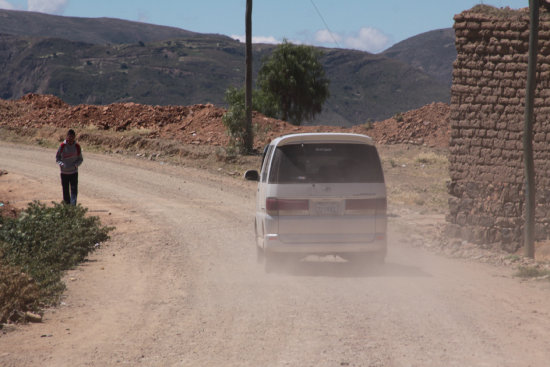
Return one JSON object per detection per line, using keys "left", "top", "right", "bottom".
{"left": 257, "top": 40, "right": 329, "bottom": 125}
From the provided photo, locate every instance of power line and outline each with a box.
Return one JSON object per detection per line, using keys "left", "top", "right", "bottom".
{"left": 309, "top": 0, "right": 340, "bottom": 48}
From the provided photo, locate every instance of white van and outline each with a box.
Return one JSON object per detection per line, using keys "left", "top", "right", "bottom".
{"left": 245, "top": 133, "right": 387, "bottom": 272}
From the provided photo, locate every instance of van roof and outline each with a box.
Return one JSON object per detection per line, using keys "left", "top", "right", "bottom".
{"left": 270, "top": 133, "right": 375, "bottom": 147}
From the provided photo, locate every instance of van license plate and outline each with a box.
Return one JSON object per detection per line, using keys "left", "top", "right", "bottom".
{"left": 314, "top": 201, "right": 340, "bottom": 216}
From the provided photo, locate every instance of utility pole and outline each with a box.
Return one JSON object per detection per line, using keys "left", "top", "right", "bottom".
{"left": 523, "top": 0, "right": 539, "bottom": 258}
{"left": 244, "top": 0, "right": 253, "bottom": 153}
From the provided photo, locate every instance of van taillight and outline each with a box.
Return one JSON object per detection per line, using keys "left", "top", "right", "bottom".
{"left": 266, "top": 197, "right": 309, "bottom": 216}
{"left": 345, "top": 198, "right": 386, "bottom": 215}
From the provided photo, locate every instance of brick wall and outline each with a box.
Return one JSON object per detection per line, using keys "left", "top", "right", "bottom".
{"left": 447, "top": 6, "right": 550, "bottom": 252}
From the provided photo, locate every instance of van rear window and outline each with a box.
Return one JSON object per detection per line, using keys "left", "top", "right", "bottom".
{"left": 268, "top": 143, "right": 384, "bottom": 184}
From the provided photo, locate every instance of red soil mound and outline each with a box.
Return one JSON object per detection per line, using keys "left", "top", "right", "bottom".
{"left": 0, "top": 94, "right": 449, "bottom": 149}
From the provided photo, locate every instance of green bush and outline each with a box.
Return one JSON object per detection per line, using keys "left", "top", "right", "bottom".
{"left": 222, "top": 88, "right": 247, "bottom": 153}
{"left": 222, "top": 86, "right": 279, "bottom": 153}
{"left": 0, "top": 201, "right": 113, "bottom": 307}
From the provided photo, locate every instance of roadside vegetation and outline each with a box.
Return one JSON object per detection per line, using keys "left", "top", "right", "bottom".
{"left": 0, "top": 201, "right": 113, "bottom": 324}
{"left": 222, "top": 86, "right": 277, "bottom": 153}
{"left": 515, "top": 265, "right": 550, "bottom": 280}
{"left": 380, "top": 146, "right": 449, "bottom": 213}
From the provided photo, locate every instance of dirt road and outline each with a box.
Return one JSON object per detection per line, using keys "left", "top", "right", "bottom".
{"left": 2, "top": 141, "right": 550, "bottom": 367}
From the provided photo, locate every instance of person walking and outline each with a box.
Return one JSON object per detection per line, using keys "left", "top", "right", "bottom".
{"left": 56, "top": 129, "right": 83, "bottom": 205}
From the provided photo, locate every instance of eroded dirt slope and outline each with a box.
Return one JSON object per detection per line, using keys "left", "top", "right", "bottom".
{"left": 0, "top": 94, "right": 449, "bottom": 149}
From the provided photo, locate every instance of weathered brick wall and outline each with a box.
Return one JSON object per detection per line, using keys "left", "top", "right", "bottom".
{"left": 448, "top": 6, "right": 550, "bottom": 252}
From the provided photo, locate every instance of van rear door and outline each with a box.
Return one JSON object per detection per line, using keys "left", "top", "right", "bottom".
{"left": 267, "top": 143, "right": 385, "bottom": 244}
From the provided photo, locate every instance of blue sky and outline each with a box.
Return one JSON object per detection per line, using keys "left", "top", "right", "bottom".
{"left": 0, "top": 0, "right": 528, "bottom": 52}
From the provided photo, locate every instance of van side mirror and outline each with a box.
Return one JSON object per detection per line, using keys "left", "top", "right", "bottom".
{"left": 244, "top": 170, "right": 260, "bottom": 181}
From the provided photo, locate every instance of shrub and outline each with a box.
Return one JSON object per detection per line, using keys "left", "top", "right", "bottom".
{"left": 222, "top": 88, "right": 247, "bottom": 153}
{"left": 0, "top": 263, "right": 41, "bottom": 323}
{"left": 362, "top": 121, "right": 374, "bottom": 130}
{"left": 0, "top": 201, "right": 113, "bottom": 307}
{"left": 515, "top": 266, "right": 550, "bottom": 279}
{"left": 415, "top": 152, "right": 448, "bottom": 165}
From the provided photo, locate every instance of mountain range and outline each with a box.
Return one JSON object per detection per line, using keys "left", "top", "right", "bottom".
{"left": 0, "top": 9, "right": 455, "bottom": 126}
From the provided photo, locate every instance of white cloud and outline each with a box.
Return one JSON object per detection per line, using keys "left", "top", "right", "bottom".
{"left": 0, "top": 0, "right": 15, "bottom": 9}
{"left": 315, "top": 27, "right": 391, "bottom": 53}
{"left": 314, "top": 30, "right": 342, "bottom": 44}
{"left": 344, "top": 27, "right": 390, "bottom": 53}
{"left": 232, "top": 27, "right": 390, "bottom": 53}
{"left": 231, "top": 35, "right": 280, "bottom": 44}
{"left": 27, "top": 0, "right": 68, "bottom": 14}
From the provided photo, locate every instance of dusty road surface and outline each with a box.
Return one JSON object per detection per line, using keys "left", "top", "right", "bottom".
{"left": 2, "top": 141, "right": 550, "bottom": 367}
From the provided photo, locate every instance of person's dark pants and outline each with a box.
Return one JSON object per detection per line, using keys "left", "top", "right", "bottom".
{"left": 61, "top": 172, "right": 78, "bottom": 205}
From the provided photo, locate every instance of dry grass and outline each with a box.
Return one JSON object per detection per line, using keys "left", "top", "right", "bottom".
{"left": 470, "top": 4, "right": 526, "bottom": 17}
{"left": 379, "top": 145, "right": 449, "bottom": 213}
{"left": 0, "top": 264, "right": 41, "bottom": 323}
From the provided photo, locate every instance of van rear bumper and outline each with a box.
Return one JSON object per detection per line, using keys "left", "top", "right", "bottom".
{"left": 263, "top": 234, "right": 386, "bottom": 254}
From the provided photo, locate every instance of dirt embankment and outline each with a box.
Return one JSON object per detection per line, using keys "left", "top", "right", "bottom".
{"left": 0, "top": 94, "right": 450, "bottom": 149}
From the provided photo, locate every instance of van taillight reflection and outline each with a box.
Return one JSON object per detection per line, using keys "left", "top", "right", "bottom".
{"left": 345, "top": 198, "right": 386, "bottom": 215}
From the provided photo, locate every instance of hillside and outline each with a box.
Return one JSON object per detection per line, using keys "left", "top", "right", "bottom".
{"left": 319, "top": 48, "right": 450, "bottom": 126}
{"left": 0, "top": 9, "right": 230, "bottom": 44}
{"left": 0, "top": 9, "right": 452, "bottom": 125}
{"left": 0, "top": 34, "right": 246, "bottom": 106}
{"left": 382, "top": 28, "right": 456, "bottom": 86}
